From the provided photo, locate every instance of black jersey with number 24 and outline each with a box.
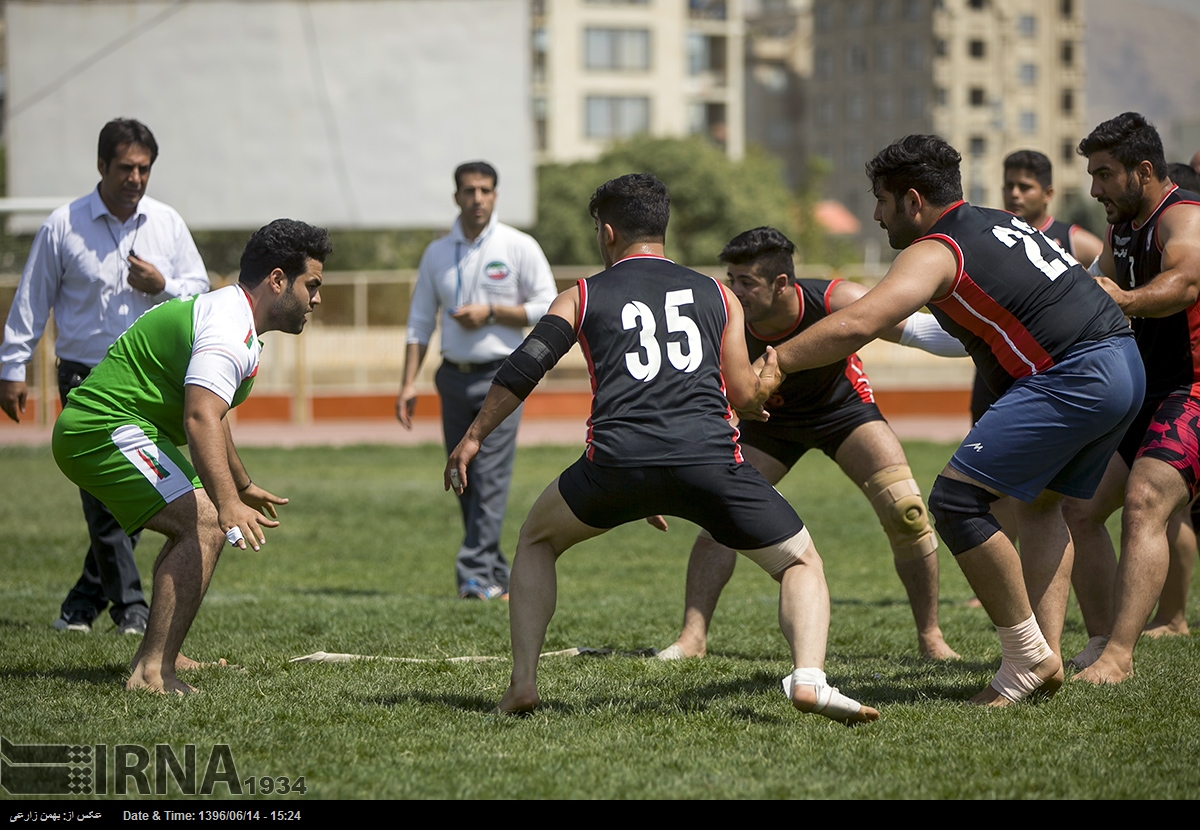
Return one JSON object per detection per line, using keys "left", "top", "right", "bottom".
{"left": 576, "top": 255, "right": 742, "bottom": 467}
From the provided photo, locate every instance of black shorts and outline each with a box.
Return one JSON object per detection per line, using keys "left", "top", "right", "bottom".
{"left": 736, "top": 399, "right": 886, "bottom": 469}
{"left": 1117, "top": 394, "right": 1166, "bottom": 469}
{"left": 557, "top": 455, "right": 805, "bottom": 551}
{"left": 1134, "top": 394, "right": 1200, "bottom": 500}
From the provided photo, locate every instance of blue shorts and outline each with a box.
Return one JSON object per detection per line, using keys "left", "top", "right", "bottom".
{"left": 949, "top": 336, "right": 1144, "bottom": 502}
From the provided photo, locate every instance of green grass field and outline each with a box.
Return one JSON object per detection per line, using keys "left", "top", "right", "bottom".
{"left": 1, "top": 441, "right": 1198, "bottom": 800}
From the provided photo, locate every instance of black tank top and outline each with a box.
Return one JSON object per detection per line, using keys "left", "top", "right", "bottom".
{"left": 576, "top": 256, "right": 742, "bottom": 466}
{"left": 923, "top": 202, "right": 1130, "bottom": 397}
{"left": 746, "top": 280, "right": 874, "bottom": 426}
{"left": 1110, "top": 185, "right": 1200, "bottom": 398}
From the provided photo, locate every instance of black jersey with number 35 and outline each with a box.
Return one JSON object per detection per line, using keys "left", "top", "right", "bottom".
{"left": 576, "top": 255, "right": 742, "bottom": 466}
{"left": 922, "top": 202, "right": 1130, "bottom": 398}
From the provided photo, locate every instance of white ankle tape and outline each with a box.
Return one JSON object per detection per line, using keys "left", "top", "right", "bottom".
{"left": 782, "top": 668, "right": 864, "bottom": 720}
{"left": 990, "top": 614, "right": 1055, "bottom": 702}
{"left": 1066, "top": 635, "right": 1110, "bottom": 671}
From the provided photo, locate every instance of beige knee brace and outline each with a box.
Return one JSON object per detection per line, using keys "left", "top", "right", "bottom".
{"left": 862, "top": 464, "right": 937, "bottom": 561}
{"left": 741, "top": 527, "right": 812, "bottom": 576}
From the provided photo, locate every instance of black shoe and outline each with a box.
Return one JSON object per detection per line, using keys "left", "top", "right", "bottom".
{"left": 53, "top": 610, "right": 94, "bottom": 633}
{"left": 115, "top": 609, "right": 149, "bottom": 636}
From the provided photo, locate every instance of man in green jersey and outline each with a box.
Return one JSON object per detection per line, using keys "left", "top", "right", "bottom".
{"left": 53, "top": 219, "right": 331, "bottom": 694}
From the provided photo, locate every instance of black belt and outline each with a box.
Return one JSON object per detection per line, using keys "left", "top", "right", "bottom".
{"left": 444, "top": 358, "right": 507, "bottom": 374}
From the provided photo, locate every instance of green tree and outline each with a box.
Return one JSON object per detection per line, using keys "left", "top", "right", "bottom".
{"left": 532, "top": 136, "right": 803, "bottom": 267}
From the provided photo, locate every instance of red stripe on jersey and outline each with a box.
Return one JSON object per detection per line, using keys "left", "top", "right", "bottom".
{"left": 1188, "top": 299, "right": 1200, "bottom": 399}
{"left": 1155, "top": 198, "right": 1200, "bottom": 255}
{"left": 712, "top": 280, "right": 743, "bottom": 463}
{"left": 843, "top": 354, "right": 876, "bottom": 404}
{"left": 822, "top": 279, "right": 841, "bottom": 314}
{"left": 936, "top": 271, "right": 1055, "bottom": 378}
{"left": 576, "top": 279, "right": 598, "bottom": 460}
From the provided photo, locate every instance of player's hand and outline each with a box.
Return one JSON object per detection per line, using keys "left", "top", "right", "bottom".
{"left": 1093, "top": 275, "right": 1125, "bottom": 305}
{"left": 239, "top": 483, "right": 288, "bottom": 520}
{"left": 396, "top": 384, "right": 418, "bottom": 430}
{"left": 735, "top": 404, "right": 770, "bottom": 423}
{"left": 126, "top": 255, "right": 167, "bottom": 295}
{"left": 0, "top": 379, "right": 27, "bottom": 423}
{"left": 219, "top": 503, "right": 279, "bottom": 552}
{"left": 450, "top": 304, "right": 491, "bottom": 330}
{"left": 645, "top": 515, "right": 669, "bottom": 532}
{"left": 754, "top": 346, "right": 784, "bottom": 395}
{"left": 445, "top": 437, "right": 480, "bottom": 494}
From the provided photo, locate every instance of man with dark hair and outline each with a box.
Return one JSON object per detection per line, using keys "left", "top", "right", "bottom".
{"left": 1062, "top": 113, "right": 1200, "bottom": 684}
{"left": 51, "top": 219, "right": 330, "bottom": 694}
{"left": 658, "top": 226, "right": 963, "bottom": 662}
{"left": 1002, "top": 150, "right": 1103, "bottom": 273}
{"left": 766, "top": 134, "right": 1142, "bottom": 706}
{"left": 1, "top": 118, "right": 209, "bottom": 636}
{"left": 445, "top": 174, "right": 878, "bottom": 724}
{"left": 397, "top": 161, "right": 556, "bottom": 600}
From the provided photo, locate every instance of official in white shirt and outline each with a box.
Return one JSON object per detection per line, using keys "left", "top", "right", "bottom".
{"left": 396, "top": 162, "right": 556, "bottom": 599}
{"left": 0, "top": 118, "right": 210, "bottom": 634}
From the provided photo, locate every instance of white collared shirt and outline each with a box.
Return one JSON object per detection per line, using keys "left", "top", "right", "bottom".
{"left": 0, "top": 187, "right": 210, "bottom": 381}
{"left": 406, "top": 214, "right": 557, "bottom": 363}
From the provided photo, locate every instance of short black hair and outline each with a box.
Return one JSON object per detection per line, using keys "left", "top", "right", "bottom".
{"left": 238, "top": 219, "right": 333, "bottom": 288}
{"left": 1168, "top": 162, "right": 1200, "bottom": 195}
{"left": 588, "top": 173, "right": 670, "bottom": 243}
{"left": 1078, "top": 112, "right": 1168, "bottom": 179}
{"left": 719, "top": 227, "right": 796, "bottom": 285}
{"left": 866, "top": 135, "right": 963, "bottom": 206}
{"left": 98, "top": 118, "right": 158, "bottom": 166}
{"left": 1004, "top": 149, "right": 1053, "bottom": 189}
{"left": 454, "top": 161, "right": 498, "bottom": 190}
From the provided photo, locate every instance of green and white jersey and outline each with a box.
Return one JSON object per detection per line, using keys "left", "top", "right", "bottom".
{"left": 67, "top": 284, "right": 262, "bottom": 446}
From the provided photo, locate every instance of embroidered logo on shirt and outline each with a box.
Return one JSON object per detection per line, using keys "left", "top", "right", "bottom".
{"left": 485, "top": 261, "right": 510, "bottom": 280}
{"left": 136, "top": 448, "right": 171, "bottom": 480}
{"left": 243, "top": 328, "right": 254, "bottom": 349}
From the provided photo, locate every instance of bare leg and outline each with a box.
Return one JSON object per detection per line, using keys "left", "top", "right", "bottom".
{"left": 937, "top": 468, "right": 1062, "bottom": 706}
{"left": 127, "top": 490, "right": 226, "bottom": 695}
{"left": 498, "top": 478, "right": 605, "bottom": 714}
{"left": 1013, "top": 491, "right": 1072, "bottom": 657}
{"left": 837, "top": 421, "right": 957, "bottom": 659}
{"left": 662, "top": 446, "right": 787, "bottom": 659}
{"left": 964, "top": 497, "right": 1017, "bottom": 609}
{"left": 1145, "top": 506, "right": 1194, "bottom": 637}
{"left": 1063, "top": 454, "right": 1129, "bottom": 639}
{"left": 1076, "top": 458, "right": 1186, "bottom": 684}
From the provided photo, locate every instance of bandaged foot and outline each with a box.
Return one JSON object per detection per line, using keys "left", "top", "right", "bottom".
{"left": 655, "top": 645, "right": 689, "bottom": 661}
{"left": 971, "top": 614, "right": 1062, "bottom": 706}
{"left": 1066, "top": 635, "right": 1110, "bottom": 671}
{"left": 784, "top": 668, "right": 879, "bottom": 725}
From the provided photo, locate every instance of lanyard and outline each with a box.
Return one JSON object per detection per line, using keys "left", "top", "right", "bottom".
{"left": 105, "top": 214, "right": 142, "bottom": 277}
{"left": 454, "top": 240, "right": 481, "bottom": 309}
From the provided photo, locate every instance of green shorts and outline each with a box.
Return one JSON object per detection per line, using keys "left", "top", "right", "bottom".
{"left": 52, "top": 405, "right": 200, "bottom": 534}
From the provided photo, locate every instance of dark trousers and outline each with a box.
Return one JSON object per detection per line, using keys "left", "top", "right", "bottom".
{"left": 57, "top": 360, "right": 147, "bottom": 625}
{"left": 436, "top": 361, "right": 523, "bottom": 592}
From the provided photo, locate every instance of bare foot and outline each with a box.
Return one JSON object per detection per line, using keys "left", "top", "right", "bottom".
{"left": 919, "top": 632, "right": 961, "bottom": 661}
{"left": 1143, "top": 619, "right": 1189, "bottom": 638}
{"left": 497, "top": 683, "right": 540, "bottom": 715}
{"left": 1072, "top": 653, "right": 1133, "bottom": 685}
{"left": 656, "top": 641, "right": 704, "bottom": 660}
{"left": 969, "top": 654, "right": 1063, "bottom": 706}
{"left": 127, "top": 662, "right": 198, "bottom": 695}
{"left": 791, "top": 683, "right": 880, "bottom": 725}
{"left": 964, "top": 596, "right": 983, "bottom": 609}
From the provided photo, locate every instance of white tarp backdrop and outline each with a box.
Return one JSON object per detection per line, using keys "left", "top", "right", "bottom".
{"left": 5, "top": 0, "right": 534, "bottom": 230}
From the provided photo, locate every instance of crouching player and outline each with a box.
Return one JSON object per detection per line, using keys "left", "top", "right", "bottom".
{"left": 52, "top": 219, "right": 331, "bottom": 694}
{"left": 446, "top": 174, "right": 879, "bottom": 724}
{"left": 768, "top": 136, "right": 1142, "bottom": 705}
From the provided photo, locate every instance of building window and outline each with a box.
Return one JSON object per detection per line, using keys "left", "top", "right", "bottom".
{"left": 1061, "top": 88, "right": 1075, "bottom": 115}
{"left": 846, "top": 0, "right": 866, "bottom": 26}
{"left": 905, "top": 87, "right": 925, "bottom": 117}
{"left": 875, "top": 90, "right": 895, "bottom": 120}
{"left": 585, "top": 96, "right": 650, "bottom": 139}
{"left": 846, "top": 44, "right": 867, "bottom": 75}
{"left": 846, "top": 91, "right": 865, "bottom": 123}
{"left": 967, "top": 0, "right": 987, "bottom": 9}
{"left": 875, "top": 42, "right": 895, "bottom": 72}
{"left": 933, "top": 38, "right": 947, "bottom": 58}
{"left": 934, "top": 87, "right": 947, "bottom": 106}
{"left": 585, "top": 29, "right": 651, "bottom": 71}
{"left": 874, "top": 0, "right": 894, "bottom": 23}
{"left": 1019, "top": 111, "right": 1038, "bottom": 134}
{"left": 969, "top": 136, "right": 986, "bottom": 157}
{"left": 969, "top": 39, "right": 986, "bottom": 58}
{"left": 969, "top": 87, "right": 987, "bottom": 107}
{"left": 1062, "top": 140, "right": 1076, "bottom": 163}
{"left": 816, "top": 95, "right": 834, "bottom": 126}
{"left": 1061, "top": 41, "right": 1075, "bottom": 67}
{"left": 1018, "top": 15, "right": 1037, "bottom": 37}
{"left": 534, "top": 97, "right": 548, "bottom": 151}
{"left": 689, "top": 0, "right": 728, "bottom": 20}
{"left": 902, "top": 0, "right": 923, "bottom": 21}
{"left": 1019, "top": 63, "right": 1037, "bottom": 85}
{"left": 689, "top": 101, "right": 728, "bottom": 147}
{"left": 815, "top": 47, "right": 833, "bottom": 79}
{"left": 1061, "top": 0, "right": 1074, "bottom": 18}
{"left": 814, "top": 1, "right": 834, "bottom": 32}
{"left": 689, "top": 33, "right": 728, "bottom": 79}
{"left": 907, "top": 39, "right": 927, "bottom": 67}
{"left": 969, "top": 183, "right": 986, "bottom": 204}
{"left": 533, "top": 28, "right": 549, "bottom": 84}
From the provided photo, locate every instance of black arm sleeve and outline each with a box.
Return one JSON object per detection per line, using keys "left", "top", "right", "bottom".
{"left": 492, "top": 314, "right": 578, "bottom": 400}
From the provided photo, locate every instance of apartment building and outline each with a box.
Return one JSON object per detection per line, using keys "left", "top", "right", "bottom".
{"left": 532, "top": 0, "right": 746, "bottom": 162}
